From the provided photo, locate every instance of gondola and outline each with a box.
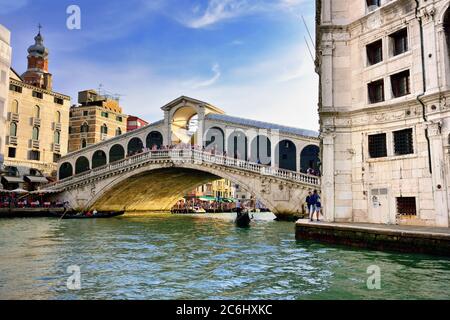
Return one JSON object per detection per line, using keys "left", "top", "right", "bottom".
{"left": 53, "top": 210, "right": 125, "bottom": 219}
{"left": 235, "top": 211, "right": 252, "bottom": 228}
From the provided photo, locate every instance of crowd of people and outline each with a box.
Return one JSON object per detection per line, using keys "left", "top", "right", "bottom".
{"left": 0, "top": 194, "right": 67, "bottom": 209}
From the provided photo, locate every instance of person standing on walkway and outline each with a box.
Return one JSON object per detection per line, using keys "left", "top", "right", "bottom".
{"left": 315, "top": 198, "right": 322, "bottom": 222}
{"left": 309, "top": 190, "right": 319, "bottom": 221}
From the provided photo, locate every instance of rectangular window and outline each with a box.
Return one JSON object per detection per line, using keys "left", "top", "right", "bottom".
{"left": 116, "top": 116, "right": 123, "bottom": 122}
{"left": 29, "top": 150, "right": 40, "bottom": 161}
{"left": 54, "top": 97, "right": 64, "bottom": 105}
{"left": 53, "top": 153, "right": 61, "bottom": 163}
{"left": 390, "top": 28, "right": 408, "bottom": 56}
{"left": 368, "top": 79, "right": 385, "bottom": 104}
{"left": 8, "top": 147, "right": 16, "bottom": 158}
{"left": 368, "top": 133, "right": 387, "bottom": 158}
{"left": 83, "top": 110, "right": 89, "bottom": 116}
{"left": 391, "top": 70, "right": 410, "bottom": 98}
{"left": 32, "top": 91, "right": 43, "bottom": 99}
{"left": 101, "top": 111, "right": 109, "bottom": 118}
{"left": 366, "top": 0, "right": 381, "bottom": 11}
{"left": 366, "top": 40, "right": 383, "bottom": 65}
{"left": 394, "top": 128, "right": 414, "bottom": 155}
{"left": 9, "top": 84, "right": 22, "bottom": 93}
{"left": 397, "top": 197, "right": 417, "bottom": 215}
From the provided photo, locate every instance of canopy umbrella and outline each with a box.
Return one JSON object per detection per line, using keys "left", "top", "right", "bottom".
{"left": 198, "top": 196, "right": 216, "bottom": 202}
{"left": 11, "top": 188, "right": 28, "bottom": 194}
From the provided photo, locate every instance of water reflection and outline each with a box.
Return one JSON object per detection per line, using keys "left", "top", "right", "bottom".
{"left": 0, "top": 213, "right": 449, "bottom": 300}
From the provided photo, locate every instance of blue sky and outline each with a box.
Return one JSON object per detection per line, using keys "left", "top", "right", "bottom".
{"left": 0, "top": 0, "right": 319, "bottom": 130}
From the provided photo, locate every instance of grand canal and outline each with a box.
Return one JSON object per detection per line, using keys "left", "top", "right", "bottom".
{"left": 0, "top": 213, "right": 449, "bottom": 300}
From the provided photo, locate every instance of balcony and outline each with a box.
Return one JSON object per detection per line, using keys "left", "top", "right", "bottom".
{"left": 32, "top": 117, "right": 41, "bottom": 127}
{"left": 80, "top": 132, "right": 88, "bottom": 139}
{"left": 7, "top": 136, "right": 18, "bottom": 146}
{"left": 100, "top": 133, "right": 108, "bottom": 141}
{"left": 8, "top": 112, "right": 19, "bottom": 122}
{"left": 53, "top": 122, "right": 62, "bottom": 131}
{"left": 31, "top": 139, "right": 40, "bottom": 149}
{"left": 52, "top": 143, "right": 61, "bottom": 153}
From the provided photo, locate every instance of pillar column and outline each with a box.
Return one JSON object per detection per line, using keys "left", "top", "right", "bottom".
{"left": 428, "top": 122, "right": 449, "bottom": 227}
{"left": 321, "top": 131, "right": 335, "bottom": 222}
{"left": 164, "top": 110, "right": 171, "bottom": 146}
{"left": 197, "top": 107, "right": 205, "bottom": 148}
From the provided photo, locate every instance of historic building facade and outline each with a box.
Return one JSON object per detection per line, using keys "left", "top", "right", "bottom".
{"left": 127, "top": 115, "right": 148, "bottom": 132}
{"left": 3, "top": 30, "right": 70, "bottom": 184}
{"left": 0, "top": 24, "right": 11, "bottom": 170}
{"left": 68, "top": 90, "right": 128, "bottom": 152}
{"left": 317, "top": 0, "right": 450, "bottom": 227}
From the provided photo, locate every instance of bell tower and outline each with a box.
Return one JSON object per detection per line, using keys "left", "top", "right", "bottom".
{"left": 21, "top": 24, "right": 53, "bottom": 91}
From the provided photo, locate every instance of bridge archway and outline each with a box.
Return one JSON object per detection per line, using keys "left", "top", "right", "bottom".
{"left": 205, "top": 127, "right": 225, "bottom": 153}
{"left": 276, "top": 140, "right": 297, "bottom": 171}
{"left": 250, "top": 135, "right": 271, "bottom": 165}
{"left": 171, "top": 106, "right": 198, "bottom": 145}
{"left": 59, "top": 162, "right": 73, "bottom": 180}
{"left": 92, "top": 150, "right": 107, "bottom": 169}
{"left": 228, "top": 131, "right": 248, "bottom": 160}
{"left": 110, "top": 144, "right": 125, "bottom": 163}
{"left": 84, "top": 164, "right": 278, "bottom": 214}
{"left": 128, "top": 137, "right": 144, "bottom": 155}
{"left": 146, "top": 131, "right": 164, "bottom": 149}
{"left": 300, "top": 145, "right": 320, "bottom": 173}
{"left": 75, "top": 156, "right": 90, "bottom": 174}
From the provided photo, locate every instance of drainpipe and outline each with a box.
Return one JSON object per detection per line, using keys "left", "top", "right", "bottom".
{"left": 415, "top": 0, "right": 433, "bottom": 174}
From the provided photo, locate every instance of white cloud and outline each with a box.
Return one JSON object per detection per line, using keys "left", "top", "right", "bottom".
{"left": 179, "top": 0, "right": 307, "bottom": 29}
{"left": 184, "top": 64, "right": 221, "bottom": 89}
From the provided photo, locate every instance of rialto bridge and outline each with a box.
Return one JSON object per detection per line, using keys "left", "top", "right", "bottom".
{"left": 46, "top": 96, "right": 321, "bottom": 219}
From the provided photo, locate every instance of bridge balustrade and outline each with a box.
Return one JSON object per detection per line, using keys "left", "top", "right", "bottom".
{"left": 48, "top": 149, "right": 320, "bottom": 190}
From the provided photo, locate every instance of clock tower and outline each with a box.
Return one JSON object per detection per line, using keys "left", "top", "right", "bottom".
{"left": 21, "top": 26, "right": 53, "bottom": 91}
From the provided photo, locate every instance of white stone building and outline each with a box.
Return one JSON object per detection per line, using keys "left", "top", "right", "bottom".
{"left": 317, "top": 0, "right": 450, "bottom": 227}
{"left": 0, "top": 24, "right": 11, "bottom": 170}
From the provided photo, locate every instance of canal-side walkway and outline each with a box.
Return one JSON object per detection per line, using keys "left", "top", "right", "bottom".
{"left": 295, "top": 219, "right": 450, "bottom": 256}
{"left": 0, "top": 208, "right": 65, "bottom": 218}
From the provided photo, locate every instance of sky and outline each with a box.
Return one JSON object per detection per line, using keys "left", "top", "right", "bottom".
{"left": 0, "top": 0, "right": 319, "bottom": 131}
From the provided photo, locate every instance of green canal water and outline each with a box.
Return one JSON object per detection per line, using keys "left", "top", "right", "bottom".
{"left": 0, "top": 212, "right": 449, "bottom": 300}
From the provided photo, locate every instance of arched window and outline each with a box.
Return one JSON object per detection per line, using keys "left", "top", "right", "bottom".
{"left": 205, "top": 127, "right": 224, "bottom": 154}
{"left": 80, "top": 122, "right": 89, "bottom": 133}
{"left": 275, "top": 140, "right": 297, "bottom": 171}
{"left": 32, "top": 127, "right": 40, "bottom": 140}
{"left": 110, "top": 144, "right": 125, "bottom": 163}
{"left": 300, "top": 145, "right": 320, "bottom": 174}
{"left": 128, "top": 137, "right": 144, "bottom": 155}
{"left": 59, "top": 162, "right": 73, "bottom": 180}
{"left": 115, "top": 128, "right": 122, "bottom": 136}
{"left": 11, "top": 100, "right": 18, "bottom": 113}
{"left": 92, "top": 150, "right": 107, "bottom": 169}
{"left": 445, "top": 9, "right": 450, "bottom": 49}
{"left": 227, "top": 131, "right": 248, "bottom": 160}
{"left": 101, "top": 124, "right": 108, "bottom": 135}
{"left": 33, "top": 105, "right": 40, "bottom": 118}
{"left": 81, "top": 139, "right": 87, "bottom": 149}
{"left": 250, "top": 135, "right": 271, "bottom": 165}
{"left": 55, "top": 111, "right": 61, "bottom": 123}
{"left": 75, "top": 156, "right": 90, "bottom": 174}
{"left": 146, "top": 131, "right": 164, "bottom": 149}
{"left": 54, "top": 131, "right": 61, "bottom": 144}
{"left": 10, "top": 122, "right": 17, "bottom": 137}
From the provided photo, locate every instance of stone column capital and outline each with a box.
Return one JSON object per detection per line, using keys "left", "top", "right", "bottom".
{"left": 426, "top": 121, "right": 442, "bottom": 137}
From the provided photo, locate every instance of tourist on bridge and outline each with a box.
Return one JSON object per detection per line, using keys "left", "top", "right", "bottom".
{"left": 306, "top": 191, "right": 313, "bottom": 217}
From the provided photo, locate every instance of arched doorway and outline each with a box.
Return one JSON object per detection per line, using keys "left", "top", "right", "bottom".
{"left": 276, "top": 140, "right": 297, "bottom": 171}
{"left": 75, "top": 156, "right": 90, "bottom": 174}
{"left": 227, "top": 131, "right": 248, "bottom": 160}
{"left": 205, "top": 127, "right": 225, "bottom": 154}
{"left": 110, "top": 144, "right": 125, "bottom": 163}
{"left": 128, "top": 137, "right": 143, "bottom": 155}
{"left": 250, "top": 135, "right": 271, "bottom": 165}
{"left": 92, "top": 150, "right": 107, "bottom": 169}
{"left": 146, "top": 131, "right": 163, "bottom": 149}
{"left": 171, "top": 106, "right": 198, "bottom": 145}
{"left": 59, "top": 162, "right": 73, "bottom": 180}
{"left": 300, "top": 145, "right": 320, "bottom": 173}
